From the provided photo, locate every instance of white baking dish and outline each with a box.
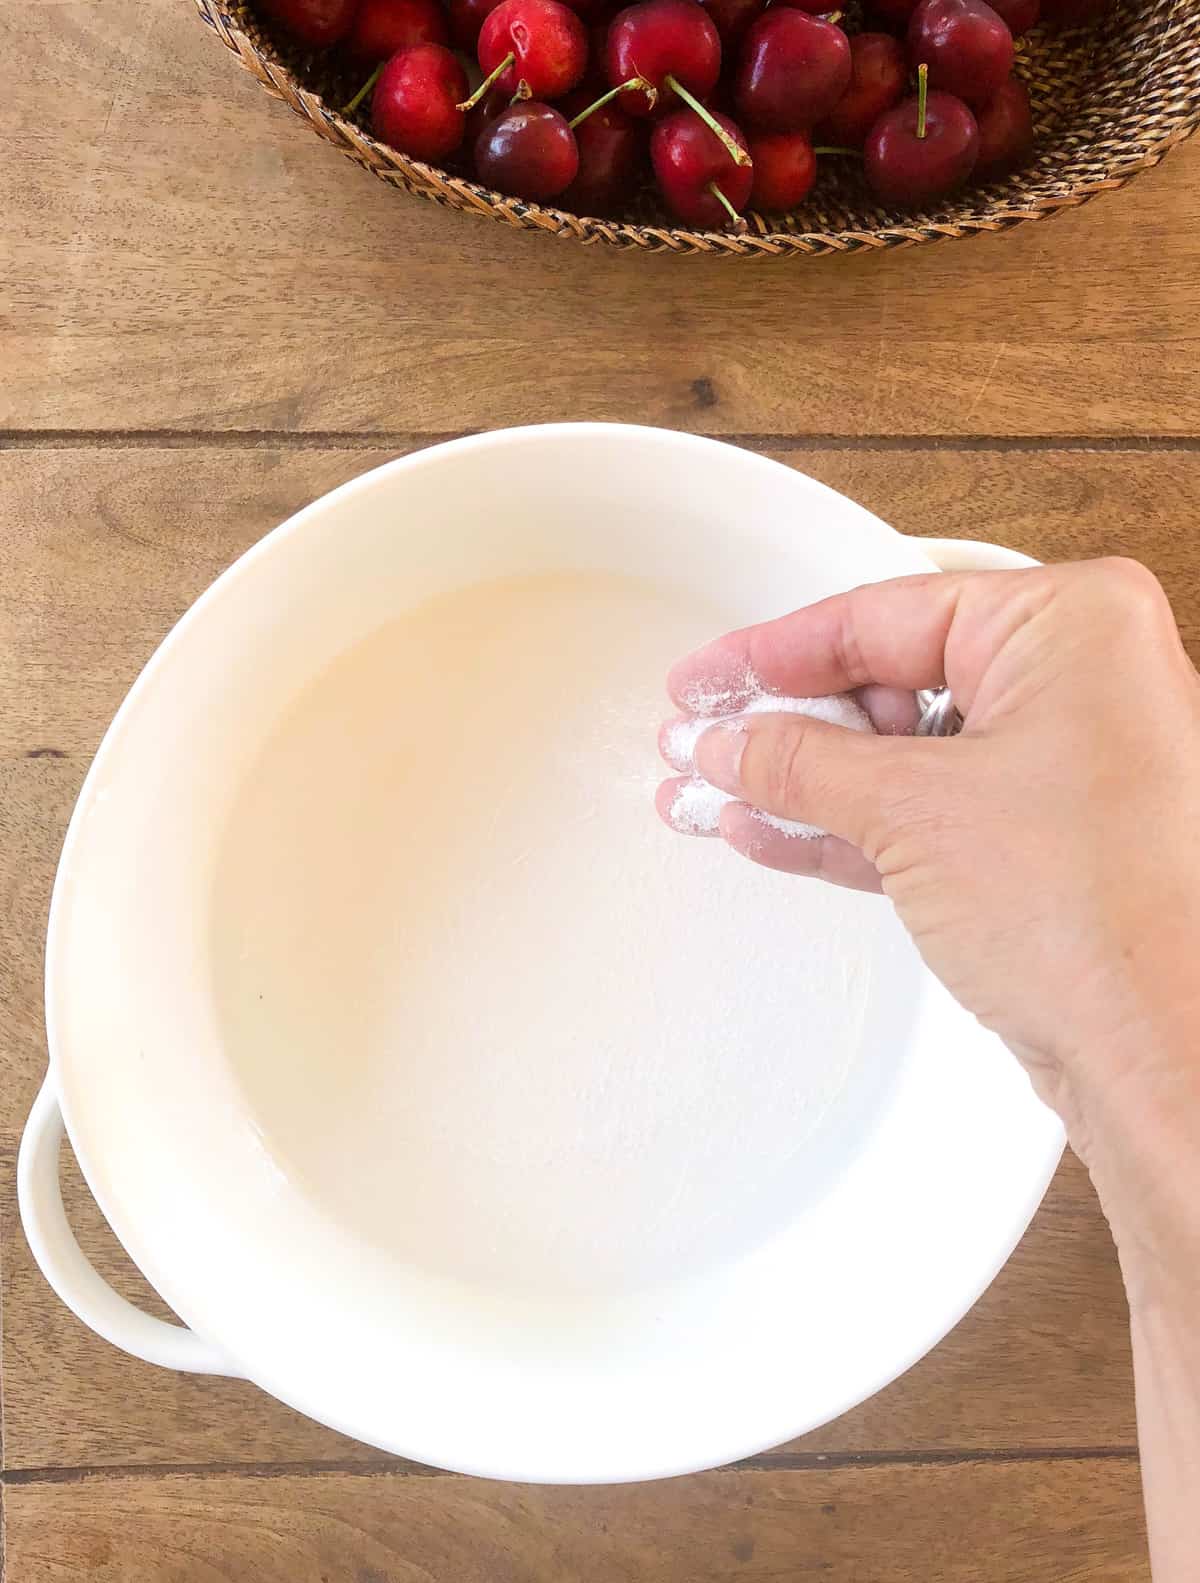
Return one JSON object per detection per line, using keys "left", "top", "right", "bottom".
{"left": 19, "top": 425, "right": 1063, "bottom": 1483}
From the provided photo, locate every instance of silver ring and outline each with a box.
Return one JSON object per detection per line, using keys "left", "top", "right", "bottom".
{"left": 915, "top": 687, "right": 962, "bottom": 738}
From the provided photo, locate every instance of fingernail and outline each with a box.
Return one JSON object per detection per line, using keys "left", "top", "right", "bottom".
{"left": 694, "top": 717, "right": 748, "bottom": 794}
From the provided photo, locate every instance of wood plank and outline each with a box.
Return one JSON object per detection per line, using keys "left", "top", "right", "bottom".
{"left": 0, "top": 448, "right": 370, "bottom": 762}
{"left": 2, "top": 0, "right": 1198, "bottom": 437}
{"left": 794, "top": 446, "right": 1200, "bottom": 658}
{"left": 2, "top": 445, "right": 1196, "bottom": 763}
{"left": 1, "top": 1460, "right": 1149, "bottom": 1581}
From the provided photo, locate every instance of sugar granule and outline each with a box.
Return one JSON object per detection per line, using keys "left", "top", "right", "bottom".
{"left": 666, "top": 691, "right": 873, "bottom": 839}
{"left": 678, "top": 664, "right": 766, "bottom": 719}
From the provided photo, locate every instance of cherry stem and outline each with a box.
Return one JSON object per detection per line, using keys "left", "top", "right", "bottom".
{"left": 824, "top": 9, "right": 843, "bottom": 21}
{"left": 342, "top": 62, "right": 383, "bottom": 117}
{"left": 457, "top": 51, "right": 515, "bottom": 113}
{"left": 568, "top": 76, "right": 656, "bottom": 128}
{"left": 916, "top": 61, "right": 928, "bottom": 140}
{"left": 707, "top": 180, "right": 747, "bottom": 231}
{"left": 813, "top": 144, "right": 862, "bottom": 156}
{"left": 511, "top": 78, "right": 532, "bottom": 103}
{"left": 665, "top": 74, "right": 751, "bottom": 168}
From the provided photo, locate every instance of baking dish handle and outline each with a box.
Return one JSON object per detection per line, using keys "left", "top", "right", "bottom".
{"left": 906, "top": 535, "right": 1040, "bottom": 572}
{"left": 18, "top": 1080, "right": 241, "bottom": 1376}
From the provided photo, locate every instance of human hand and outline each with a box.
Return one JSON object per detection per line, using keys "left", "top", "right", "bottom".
{"left": 657, "top": 559, "right": 1200, "bottom": 1207}
{"left": 659, "top": 555, "right": 1200, "bottom": 1583}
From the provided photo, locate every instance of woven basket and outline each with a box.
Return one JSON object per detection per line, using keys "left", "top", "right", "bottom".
{"left": 195, "top": 0, "right": 1200, "bottom": 255}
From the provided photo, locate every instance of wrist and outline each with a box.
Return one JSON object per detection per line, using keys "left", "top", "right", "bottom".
{"left": 1069, "top": 1023, "right": 1200, "bottom": 1312}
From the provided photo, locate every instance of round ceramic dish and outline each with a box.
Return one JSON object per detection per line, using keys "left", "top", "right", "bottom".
{"left": 19, "top": 425, "right": 1063, "bottom": 1483}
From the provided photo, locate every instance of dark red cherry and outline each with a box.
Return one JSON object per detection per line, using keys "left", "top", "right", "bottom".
{"left": 974, "top": 72, "right": 1034, "bottom": 176}
{"left": 698, "top": 0, "right": 763, "bottom": 47}
{"left": 734, "top": 9, "right": 851, "bottom": 132}
{"left": 864, "top": 65, "right": 979, "bottom": 203}
{"left": 814, "top": 31, "right": 905, "bottom": 145}
{"left": 448, "top": 0, "right": 502, "bottom": 47}
{"left": 462, "top": 85, "right": 508, "bottom": 150}
{"left": 560, "top": 90, "right": 645, "bottom": 210}
{"left": 987, "top": 0, "right": 1040, "bottom": 35}
{"left": 475, "top": 101, "right": 580, "bottom": 199}
{"left": 748, "top": 129, "right": 815, "bottom": 210}
{"left": 908, "top": 0, "right": 1015, "bottom": 109}
{"left": 260, "top": 0, "right": 359, "bottom": 47}
{"left": 344, "top": 0, "right": 449, "bottom": 63}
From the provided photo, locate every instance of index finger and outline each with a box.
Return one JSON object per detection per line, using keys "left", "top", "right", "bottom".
{"left": 668, "top": 571, "right": 997, "bottom": 715}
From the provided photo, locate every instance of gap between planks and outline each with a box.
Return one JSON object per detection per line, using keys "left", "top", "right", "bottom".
{"left": 1, "top": 432, "right": 1199, "bottom": 455}
{"left": 1, "top": 1446, "right": 1139, "bottom": 1488}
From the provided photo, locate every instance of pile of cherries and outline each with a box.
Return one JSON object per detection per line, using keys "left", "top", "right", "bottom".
{"left": 262, "top": 0, "right": 1109, "bottom": 226}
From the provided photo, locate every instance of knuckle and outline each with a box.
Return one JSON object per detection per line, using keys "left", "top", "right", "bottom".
{"left": 760, "top": 719, "right": 812, "bottom": 813}
{"left": 1082, "top": 556, "right": 1170, "bottom": 623}
{"left": 833, "top": 604, "right": 870, "bottom": 690}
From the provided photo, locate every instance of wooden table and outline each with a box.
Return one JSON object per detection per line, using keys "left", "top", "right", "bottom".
{"left": 3, "top": 0, "right": 1198, "bottom": 1573}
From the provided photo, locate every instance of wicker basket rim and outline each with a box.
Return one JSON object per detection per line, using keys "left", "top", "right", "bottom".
{"left": 196, "top": 0, "right": 1200, "bottom": 256}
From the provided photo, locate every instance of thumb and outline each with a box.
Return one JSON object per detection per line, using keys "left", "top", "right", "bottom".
{"left": 693, "top": 711, "right": 946, "bottom": 858}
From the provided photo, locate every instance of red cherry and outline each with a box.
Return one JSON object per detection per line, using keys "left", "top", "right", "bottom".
{"left": 372, "top": 43, "right": 468, "bottom": 158}
{"left": 865, "top": 66, "right": 979, "bottom": 202}
{"left": 260, "top": 0, "right": 360, "bottom": 47}
{"left": 651, "top": 106, "right": 753, "bottom": 227}
{"left": 344, "top": 0, "right": 450, "bottom": 63}
{"left": 908, "top": 0, "right": 1015, "bottom": 109}
{"left": 974, "top": 72, "right": 1033, "bottom": 176}
{"left": 697, "top": 0, "right": 763, "bottom": 50}
{"left": 448, "top": 0, "right": 502, "bottom": 47}
{"left": 986, "top": 0, "right": 1040, "bottom": 34}
{"left": 560, "top": 90, "right": 646, "bottom": 211}
{"left": 475, "top": 101, "right": 580, "bottom": 198}
{"left": 747, "top": 129, "right": 815, "bottom": 210}
{"left": 477, "top": 0, "right": 588, "bottom": 100}
{"left": 605, "top": 0, "right": 722, "bottom": 118}
{"left": 814, "top": 31, "right": 905, "bottom": 144}
{"left": 1041, "top": 0, "right": 1108, "bottom": 23}
{"left": 734, "top": 10, "right": 851, "bottom": 133}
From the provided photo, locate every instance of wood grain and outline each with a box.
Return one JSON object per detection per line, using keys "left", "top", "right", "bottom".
{"left": 2, "top": 1460, "right": 1149, "bottom": 1581}
{"left": 2, "top": 444, "right": 1197, "bottom": 765}
{"left": 2, "top": 0, "right": 1199, "bottom": 438}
